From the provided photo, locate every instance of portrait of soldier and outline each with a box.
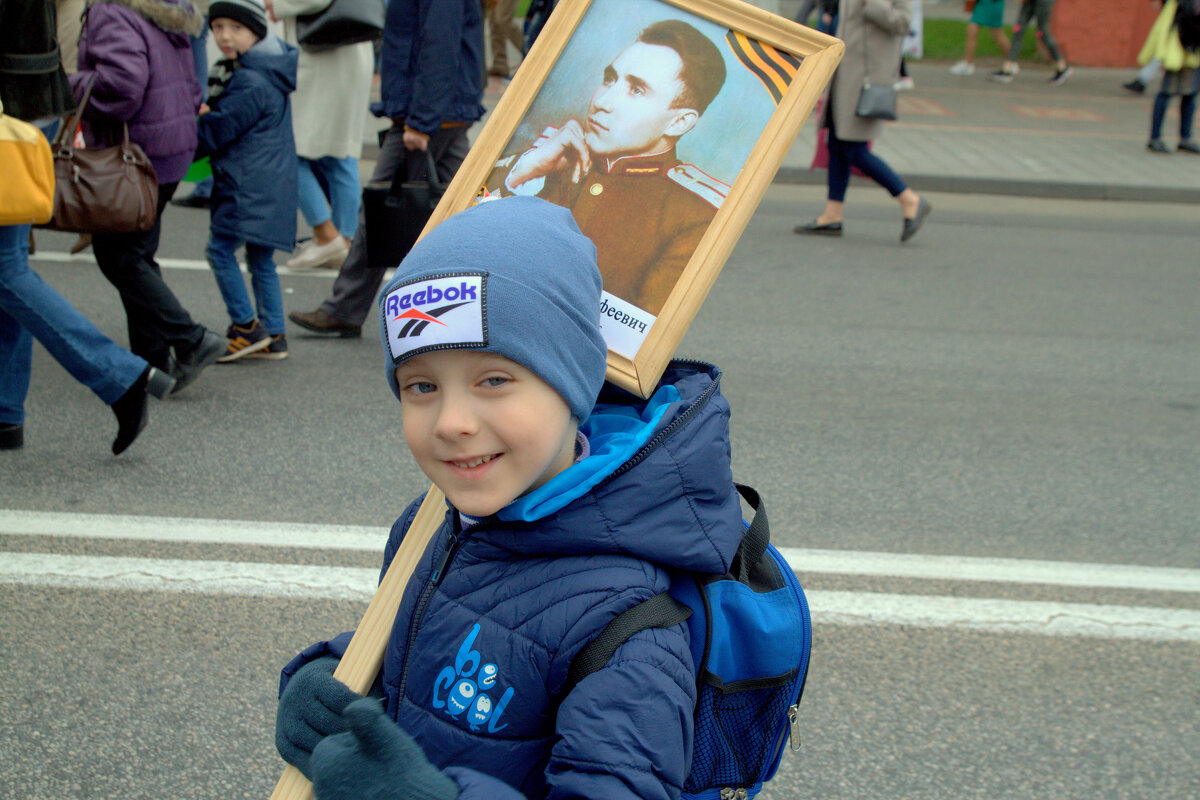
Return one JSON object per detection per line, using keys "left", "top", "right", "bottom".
{"left": 485, "top": 19, "right": 729, "bottom": 316}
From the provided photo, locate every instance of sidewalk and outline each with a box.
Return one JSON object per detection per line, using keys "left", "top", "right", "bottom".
{"left": 780, "top": 60, "right": 1200, "bottom": 203}
{"left": 364, "top": 61, "right": 1200, "bottom": 204}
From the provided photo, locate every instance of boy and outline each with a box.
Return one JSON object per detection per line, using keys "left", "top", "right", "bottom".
{"left": 195, "top": 0, "right": 298, "bottom": 361}
{"left": 275, "top": 197, "right": 746, "bottom": 799}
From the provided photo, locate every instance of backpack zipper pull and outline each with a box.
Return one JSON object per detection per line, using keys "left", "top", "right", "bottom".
{"left": 788, "top": 703, "right": 802, "bottom": 751}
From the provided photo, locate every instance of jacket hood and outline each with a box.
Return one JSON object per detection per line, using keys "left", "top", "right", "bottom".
{"left": 239, "top": 35, "right": 297, "bottom": 95}
{"left": 87, "top": 0, "right": 205, "bottom": 38}
{"left": 463, "top": 361, "right": 746, "bottom": 576}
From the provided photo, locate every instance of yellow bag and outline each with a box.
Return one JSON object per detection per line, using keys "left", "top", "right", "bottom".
{"left": 0, "top": 111, "right": 56, "bottom": 225}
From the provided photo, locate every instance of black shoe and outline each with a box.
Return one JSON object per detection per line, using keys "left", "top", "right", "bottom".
{"left": 170, "top": 192, "right": 210, "bottom": 209}
{"left": 1147, "top": 139, "right": 1171, "bottom": 153}
{"left": 1048, "top": 65, "right": 1073, "bottom": 85}
{"left": 171, "top": 330, "right": 225, "bottom": 393}
{"left": 1177, "top": 140, "right": 1200, "bottom": 154}
{"left": 110, "top": 366, "right": 172, "bottom": 455}
{"left": 0, "top": 423, "right": 23, "bottom": 450}
{"left": 901, "top": 199, "right": 931, "bottom": 243}
{"left": 793, "top": 220, "right": 843, "bottom": 236}
{"left": 288, "top": 308, "right": 362, "bottom": 338}
{"left": 1122, "top": 79, "right": 1145, "bottom": 94}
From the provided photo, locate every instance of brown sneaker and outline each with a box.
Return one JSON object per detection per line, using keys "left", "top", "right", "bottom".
{"left": 288, "top": 308, "right": 362, "bottom": 338}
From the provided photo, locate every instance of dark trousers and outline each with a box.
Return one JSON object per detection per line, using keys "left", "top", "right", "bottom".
{"left": 827, "top": 132, "right": 908, "bottom": 202}
{"left": 321, "top": 123, "right": 471, "bottom": 327}
{"left": 91, "top": 182, "right": 206, "bottom": 371}
{"left": 1150, "top": 69, "right": 1198, "bottom": 141}
{"left": 1006, "top": 0, "right": 1064, "bottom": 64}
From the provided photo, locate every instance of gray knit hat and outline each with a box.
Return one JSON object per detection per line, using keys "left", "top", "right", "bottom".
{"left": 208, "top": 0, "right": 267, "bottom": 40}
{"left": 378, "top": 197, "right": 608, "bottom": 422}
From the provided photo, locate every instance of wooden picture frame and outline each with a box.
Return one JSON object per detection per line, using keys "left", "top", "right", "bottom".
{"left": 430, "top": 0, "right": 843, "bottom": 397}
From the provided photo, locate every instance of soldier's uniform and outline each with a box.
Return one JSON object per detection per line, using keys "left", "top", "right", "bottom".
{"left": 486, "top": 136, "right": 728, "bottom": 316}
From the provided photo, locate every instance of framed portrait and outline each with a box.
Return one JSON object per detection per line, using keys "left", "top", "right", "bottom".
{"left": 429, "top": 0, "right": 843, "bottom": 397}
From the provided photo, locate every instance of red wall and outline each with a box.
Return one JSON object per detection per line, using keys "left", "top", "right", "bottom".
{"left": 1051, "top": 0, "right": 1161, "bottom": 67}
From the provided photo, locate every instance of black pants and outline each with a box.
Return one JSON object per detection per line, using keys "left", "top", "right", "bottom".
{"left": 92, "top": 181, "right": 206, "bottom": 371}
{"left": 321, "top": 124, "right": 471, "bottom": 326}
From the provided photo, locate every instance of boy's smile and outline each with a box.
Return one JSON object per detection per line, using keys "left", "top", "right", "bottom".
{"left": 396, "top": 350, "right": 579, "bottom": 518}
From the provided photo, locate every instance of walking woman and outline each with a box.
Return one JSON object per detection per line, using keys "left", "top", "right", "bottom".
{"left": 71, "top": 0, "right": 226, "bottom": 391}
{"left": 795, "top": 0, "right": 931, "bottom": 242}
{"left": 268, "top": 0, "right": 374, "bottom": 271}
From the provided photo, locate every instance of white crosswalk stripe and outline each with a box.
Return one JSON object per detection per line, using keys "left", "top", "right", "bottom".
{"left": 3, "top": 510, "right": 1198, "bottom": 642}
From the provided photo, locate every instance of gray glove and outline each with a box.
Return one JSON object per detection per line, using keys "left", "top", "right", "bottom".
{"left": 275, "top": 656, "right": 360, "bottom": 778}
{"left": 311, "top": 697, "right": 459, "bottom": 800}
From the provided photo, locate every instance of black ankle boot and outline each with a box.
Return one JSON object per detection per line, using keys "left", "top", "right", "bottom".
{"left": 0, "top": 423, "right": 23, "bottom": 450}
{"left": 110, "top": 367, "right": 174, "bottom": 455}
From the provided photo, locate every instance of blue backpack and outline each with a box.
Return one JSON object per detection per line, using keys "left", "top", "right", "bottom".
{"left": 568, "top": 484, "right": 811, "bottom": 800}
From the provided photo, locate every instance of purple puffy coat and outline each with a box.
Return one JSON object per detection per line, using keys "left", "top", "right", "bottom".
{"left": 70, "top": 0, "right": 204, "bottom": 184}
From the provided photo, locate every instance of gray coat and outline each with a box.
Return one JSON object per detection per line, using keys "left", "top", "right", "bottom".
{"left": 822, "top": 0, "right": 912, "bottom": 142}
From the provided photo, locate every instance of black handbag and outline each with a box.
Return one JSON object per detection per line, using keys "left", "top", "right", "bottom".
{"left": 295, "top": 0, "right": 384, "bottom": 52}
{"left": 855, "top": 81, "right": 897, "bottom": 120}
{"left": 853, "top": 33, "right": 898, "bottom": 121}
{"left": 363, "top": 147, "right": 444, "bottom": 269}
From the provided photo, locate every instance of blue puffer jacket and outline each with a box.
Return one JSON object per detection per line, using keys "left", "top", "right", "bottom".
{"left": 373, "top": 0, "right": 486, "bottom": 132}
{"left": 281, "top": 361, "right": 746, "bottom": 799}
{"left": 195, "top": 37, "right": 298, "bottom": 252}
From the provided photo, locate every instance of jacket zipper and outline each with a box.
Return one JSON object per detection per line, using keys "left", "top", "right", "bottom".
{"left": 603, "top": 360, "right": 720, "bottom": 484}
{"left": 395, "top": 521, "right": 475, "bottom": 704}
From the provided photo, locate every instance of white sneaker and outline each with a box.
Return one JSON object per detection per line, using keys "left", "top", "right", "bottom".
{"left": 285, "top": 240, "right": 315, "bottom": 268}
{"left": 286, "top": 237, "right": 349, "bottom": 270}
{"left": 894, "top": 76, "right": 915, "bottom": 91}
{"left": 949, "top": 60, "right": 975, "bottom": 76}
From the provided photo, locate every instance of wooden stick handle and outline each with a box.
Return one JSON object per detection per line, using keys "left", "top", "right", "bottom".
{"left": 268, "top": 486, "right": 448, "bottom": 800}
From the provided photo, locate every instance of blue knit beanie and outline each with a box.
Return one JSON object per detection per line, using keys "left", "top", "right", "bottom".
{"left": 378, "top": 197, "right": 607, "bottom": 422}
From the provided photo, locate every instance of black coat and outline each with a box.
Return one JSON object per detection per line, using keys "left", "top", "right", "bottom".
{"left": 0, "top": 0, "right": 76, "bottom": 120}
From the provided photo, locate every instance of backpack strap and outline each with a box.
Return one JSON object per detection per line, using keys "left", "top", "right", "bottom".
{"left": 730, "top": 483, "right": 768, "bottom": 582}
{"left": 565, "top": 483, "right": 770, "bottom": 691}
{"left": 566, "top": 591, "right": 692, "bottom": 689}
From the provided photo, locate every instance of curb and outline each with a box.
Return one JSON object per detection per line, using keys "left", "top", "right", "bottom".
{"left": 362, "top": 147, "right": 1200, "bottom": 205}
{"left": 773, "top": 167, "right": 1200, "bottom": 204}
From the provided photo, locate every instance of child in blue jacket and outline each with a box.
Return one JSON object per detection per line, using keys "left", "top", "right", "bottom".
{"left": 274, "top": 196, "right": 746, "bottom": 800}
{"left": 195, "top": 0, "right": 297, "bottom": 361}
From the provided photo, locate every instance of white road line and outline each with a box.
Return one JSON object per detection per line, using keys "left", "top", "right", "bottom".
{"left": 3, "top": 509, "right": 1198, "bottom": 594}
{"left": 0, "top": 509, "right": 387, "bottom": 551}
{"left": 773, "top": 547, "right": 1200, "bottom": 595}
{"left": 29, "top": 250, "right": 338, "bottom": 277}
{"left": 0, "top": 552, "right": 376, "bottom": 601}
{"left": 2, "top": 553, "right": 1198, "bottom": 643}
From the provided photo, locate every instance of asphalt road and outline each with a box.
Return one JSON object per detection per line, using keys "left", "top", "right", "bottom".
{"left": 2, "top": 186, "right": 1197, "bottom": 799}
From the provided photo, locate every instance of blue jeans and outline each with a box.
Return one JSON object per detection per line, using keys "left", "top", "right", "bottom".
{"left": 0, "top": 224, "right": 147, "bottom": 424}
{"left": 827, "top": 132, "right": 908, "bottom": 202}
{"left": 205, "top": 232, "right": 286, "bottom": 335}
{"left": 188, "top": 175, "right": 214, "bottom": 199}
{"left": 297, "top": 156, "right": 361, "bottom": 238}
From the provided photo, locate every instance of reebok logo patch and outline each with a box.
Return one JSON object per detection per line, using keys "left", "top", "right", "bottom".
{"left": 383, "top": 273, "right": 487, "bottom": 363}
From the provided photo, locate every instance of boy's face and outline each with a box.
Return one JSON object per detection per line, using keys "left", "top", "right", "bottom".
{"left": 210, "top": 18, "right": 258, "bottom": 58}
{"left": 395, "top": 350, "right": 579, "bottom": 518}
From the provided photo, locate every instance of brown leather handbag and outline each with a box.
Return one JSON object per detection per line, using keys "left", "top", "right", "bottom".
{"left": 41, "top": 75, "right": 158, "bottom": 234}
